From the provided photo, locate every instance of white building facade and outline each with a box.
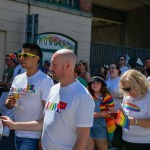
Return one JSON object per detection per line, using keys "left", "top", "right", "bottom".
{"left": 0, "top": 0, "right": 92, "bottom": 79}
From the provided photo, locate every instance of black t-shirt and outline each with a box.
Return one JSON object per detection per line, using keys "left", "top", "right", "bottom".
{"left": 146, "top": 69, "right": 150, "bottom": 76}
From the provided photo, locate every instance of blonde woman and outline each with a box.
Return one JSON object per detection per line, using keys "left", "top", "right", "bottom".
{"left": 119, "top": 69, "right": 150, "bottom": 150}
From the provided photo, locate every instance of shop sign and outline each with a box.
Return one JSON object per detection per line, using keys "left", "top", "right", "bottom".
{"left": 37, "top": 33, "right": 77, "bottom": 52}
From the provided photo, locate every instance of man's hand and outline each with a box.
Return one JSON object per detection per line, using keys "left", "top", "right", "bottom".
{"left": 1, "top": 116, "right": 16, "bottom": 130}
{"left": 5, "top": 95, "right": 16, "bottom": 109}
{"left": 1, "top": 116, "right": 43, "bottom": 131}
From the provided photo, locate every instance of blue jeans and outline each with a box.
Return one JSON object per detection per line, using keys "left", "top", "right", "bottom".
{"left": 15, "top": 136, "right": 39, "bottom": 150}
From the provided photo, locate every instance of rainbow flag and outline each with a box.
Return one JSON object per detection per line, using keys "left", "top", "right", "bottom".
{"left": 124, "top": 102, "right": 140, "bottom": 112}
{"left": 115, "top": 109, "right": 130, "bottom": 130}
{"left": 105, "top": 118, "right": 116, "bottom": 142}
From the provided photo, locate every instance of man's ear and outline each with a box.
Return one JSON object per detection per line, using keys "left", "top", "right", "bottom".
{"left": 34, "top": 56, "right": 40, "bottom": 63}
{"left": 65, "top": 61, "right": 71, "bottom": 70}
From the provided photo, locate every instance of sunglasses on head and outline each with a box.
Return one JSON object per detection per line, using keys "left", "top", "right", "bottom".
{"left": 18, "top": 53, "right": 37, "bottom": 59}
{"left": 122, "top": 87, "right": 132, "bottom": 93}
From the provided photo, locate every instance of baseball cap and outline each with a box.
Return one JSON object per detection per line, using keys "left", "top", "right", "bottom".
{"left": 6, "top": 53, "right": 17, "bottom": 60}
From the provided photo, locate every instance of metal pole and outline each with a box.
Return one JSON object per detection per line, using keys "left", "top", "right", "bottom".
{"left": 25, "top": 15, "right": 28, "bottom": 43}
{"left": 31, "top": 14, "right": 35, "bottom": 43}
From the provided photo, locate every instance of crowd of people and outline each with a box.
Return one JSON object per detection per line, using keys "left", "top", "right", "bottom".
{"left": 0, "top": 43, "right": 150, "bottom": 150}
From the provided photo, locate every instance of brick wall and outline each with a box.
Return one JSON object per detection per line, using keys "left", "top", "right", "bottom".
{"left": 80, "top": 0, "right": 92, "bottom": 13}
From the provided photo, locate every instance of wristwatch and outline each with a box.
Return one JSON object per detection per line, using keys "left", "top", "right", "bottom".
{"left": 134, "top": 118, "right": 138, "bottom": 125}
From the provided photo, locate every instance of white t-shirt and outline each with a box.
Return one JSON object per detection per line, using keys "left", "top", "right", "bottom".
{"left": 120, "top": 66, "right": 129, "bottom": 75}
{"left": 42, "top": 80, "right": 95, "bottom": 150}
{"left": 106, "top": 76, "right": 122, "bottom": 111}
{"left": 122, "top": 90, "right": 150, "bottom": 143}
{"left": 12, "top": 70, "right": 54, "bottom": 139}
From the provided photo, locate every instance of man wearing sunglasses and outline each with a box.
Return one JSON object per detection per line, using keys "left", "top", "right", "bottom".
{"left": 0, "top": 54, "right": 16, "bottom": 91}
{"left": 5, "top": 43, "right": 54, "bottom": 150}
{"left": 2, "top": 49, "right": 95, "bottom": 150}
{"left": 118, "top": 56, "right": 129, "bottom": 75}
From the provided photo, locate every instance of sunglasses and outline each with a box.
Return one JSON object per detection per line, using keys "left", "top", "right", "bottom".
{"left": 5, "top": 59, "right": 10, "bottom": 61}
{"left": 18, "top": 53, "right": 37, "bottom": 59}
{"left": 109, "top": 67, "right": 116, "bottom": 70}
{"left": 122, "top": 87, "right": 132, "bottom": 93}
{"left": 118, "top": 59, "right": 125, "bottom": 61}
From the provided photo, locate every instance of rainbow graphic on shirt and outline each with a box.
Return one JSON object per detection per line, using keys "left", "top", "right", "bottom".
{"left": 12, "top": 87, "right": 27, "bottom": 94}
{"left": 124, "top": 102, "right": 140, "bottom": 112}
{"left": 11, "top": 85, "right": 35, "bottom": 94}
{"left": 116, "top": 109, "right": 130, "bottom": 130}
{"left": 27, "top": 85, "right": 35, "bottom": 93}
{"left": 27, "top": 85, "right": 34, "bottom": 91}
{"left": 45, "top": 101, "right": 67, "bottom": 113}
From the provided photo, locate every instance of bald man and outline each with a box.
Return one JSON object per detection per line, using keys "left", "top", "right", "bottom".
{"left": 2, "top": 49, "right": 95, "bottom": 150}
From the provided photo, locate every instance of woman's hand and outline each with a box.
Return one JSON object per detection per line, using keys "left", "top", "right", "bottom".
{"left": 94, "top": 112, "right": 100, "bottom": 118}
{"left": 128, "top": 116, "right": 135, "bottom": 126}
{"left": 94, "top": 112, "right": 111, "bottom": 118}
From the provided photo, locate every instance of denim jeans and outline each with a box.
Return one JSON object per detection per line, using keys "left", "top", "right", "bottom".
{"left": 15, "top": 136, "right": 39, "bottom": 150}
